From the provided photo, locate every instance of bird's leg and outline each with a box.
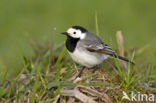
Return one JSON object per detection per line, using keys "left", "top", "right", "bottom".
{"left": 91, "top": 64, "right": 101, "bottom": 73}
{"left": 77, "top": 66, "right": 85, "bottom": 77}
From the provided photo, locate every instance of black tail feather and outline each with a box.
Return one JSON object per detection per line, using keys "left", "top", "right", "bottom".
{"left": 118, "top": 56, "right": 135, "bottom": 65}
{"left": 110, "top": 54, "right": 135, "bottom": 65}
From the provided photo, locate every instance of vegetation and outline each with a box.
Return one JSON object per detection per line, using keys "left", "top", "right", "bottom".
{"left": 0, "top": 0, "right": 156, "bottom": 102}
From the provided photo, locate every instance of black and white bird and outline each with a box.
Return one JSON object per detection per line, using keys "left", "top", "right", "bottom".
{"left": 62, "top": 26, "right": 133, "bottom": 68}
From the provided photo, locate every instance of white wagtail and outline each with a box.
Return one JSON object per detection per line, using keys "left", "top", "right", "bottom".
{"left": 62, "top": 26, "right": 134, "bottom": 68}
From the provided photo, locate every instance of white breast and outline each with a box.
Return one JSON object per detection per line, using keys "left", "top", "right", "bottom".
{"left": 68, "top": 48, "right": 110, "bottom": 68}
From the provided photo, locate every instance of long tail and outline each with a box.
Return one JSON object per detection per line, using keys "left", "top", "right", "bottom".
{"left": 109, "top": 54, "right": 134, "bottom": 64}
{"left": 86, "top": 48, "right": 134, "bottom": 64}
{"left": 117, "top": 56, "right": 134, "bottom": 64}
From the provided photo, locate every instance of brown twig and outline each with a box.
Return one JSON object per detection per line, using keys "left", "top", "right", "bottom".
{"left": 116, "top": 31, "right": 128, "bottom": 73}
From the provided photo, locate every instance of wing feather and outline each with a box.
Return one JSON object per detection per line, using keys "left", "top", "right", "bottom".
{"left": 77, "top": 33, "right": 134, "bottom": 64}
{"left": 79, "top": 39, "right": 115, "bottom": 55}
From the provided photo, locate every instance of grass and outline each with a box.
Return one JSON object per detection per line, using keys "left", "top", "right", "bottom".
{"left": 0, "top": 0, "right": 156, "bottom": 102}
{"left": 0, "top": 40, "right": 155, "bottom": 102}
{"left": 95, "top": 11, "right": 100, "bottom": 36}
{"left": 114, "top": 52, "right": 136, "bottom": 89}
{"left": 1, "top": 0, "right": 156, "bottom": 69}
{"left": 0, "top": 14, "right": 156, "bottom": 103}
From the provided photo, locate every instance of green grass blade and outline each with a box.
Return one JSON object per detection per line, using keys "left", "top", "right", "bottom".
{"left": 55, "top": 46, "right": 66, "bottom": 68}
{"left": 47, "top": 82, "right": 114, "bottom": 89}
{"left": 39, "top": 72, "right": 47, "bottom": 89}
{"left": 95, "top": 11, "right": 99, "bottom": 36}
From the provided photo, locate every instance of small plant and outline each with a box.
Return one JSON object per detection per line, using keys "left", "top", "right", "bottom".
{"left": 114, "top": 51, "right": 136, "bottom": 89}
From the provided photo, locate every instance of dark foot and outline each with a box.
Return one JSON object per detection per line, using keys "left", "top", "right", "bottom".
{"left": 77, "top": 66, "right": 85, "bottom": 77}
{"left": 91, "top": 65, "right": 101, "bottom": 73}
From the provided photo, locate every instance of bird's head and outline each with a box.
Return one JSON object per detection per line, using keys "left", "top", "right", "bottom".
{"left": 62, "top": 26, "right": 87, "bottom": 39}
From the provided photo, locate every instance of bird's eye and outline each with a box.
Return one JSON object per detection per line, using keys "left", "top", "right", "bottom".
{"left": 73, "top": 32, "right": 76, "bottom": 34}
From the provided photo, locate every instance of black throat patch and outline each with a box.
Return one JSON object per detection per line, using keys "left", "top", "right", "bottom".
{"left": 66, "top": 36, "right": 80, "bottom": 53}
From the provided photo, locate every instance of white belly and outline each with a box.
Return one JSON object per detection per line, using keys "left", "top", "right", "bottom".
{"left": 68, "top": 48, "right": 109, "bottom": 68}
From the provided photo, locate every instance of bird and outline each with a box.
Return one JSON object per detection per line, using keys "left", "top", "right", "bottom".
{"left": 62, "top": 25, "right": 134, "bottom": 68}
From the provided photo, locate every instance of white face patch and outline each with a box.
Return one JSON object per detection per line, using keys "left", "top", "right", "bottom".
{"left": 67, "top": 28, "right": 86, "bottom": 39}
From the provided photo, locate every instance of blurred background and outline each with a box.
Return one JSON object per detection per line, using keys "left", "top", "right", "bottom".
{"left": 0, "top": 0, "right": 156, "bottom": 76}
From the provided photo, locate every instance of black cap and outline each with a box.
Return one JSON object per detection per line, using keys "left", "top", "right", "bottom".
{"left": 72, "top": 26, "right": 87, "bottom": 33}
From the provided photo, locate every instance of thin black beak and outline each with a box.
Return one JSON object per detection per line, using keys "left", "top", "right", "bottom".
{"left": 61, "top": 32, "right": 68, "bottom": 35}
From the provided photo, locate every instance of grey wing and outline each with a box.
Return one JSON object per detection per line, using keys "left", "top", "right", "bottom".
{"left": 78, "top": 33, "right": 134, "bottom": 64}
{"left": 79, "top": 39, "right": 115, "bottom": 55}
